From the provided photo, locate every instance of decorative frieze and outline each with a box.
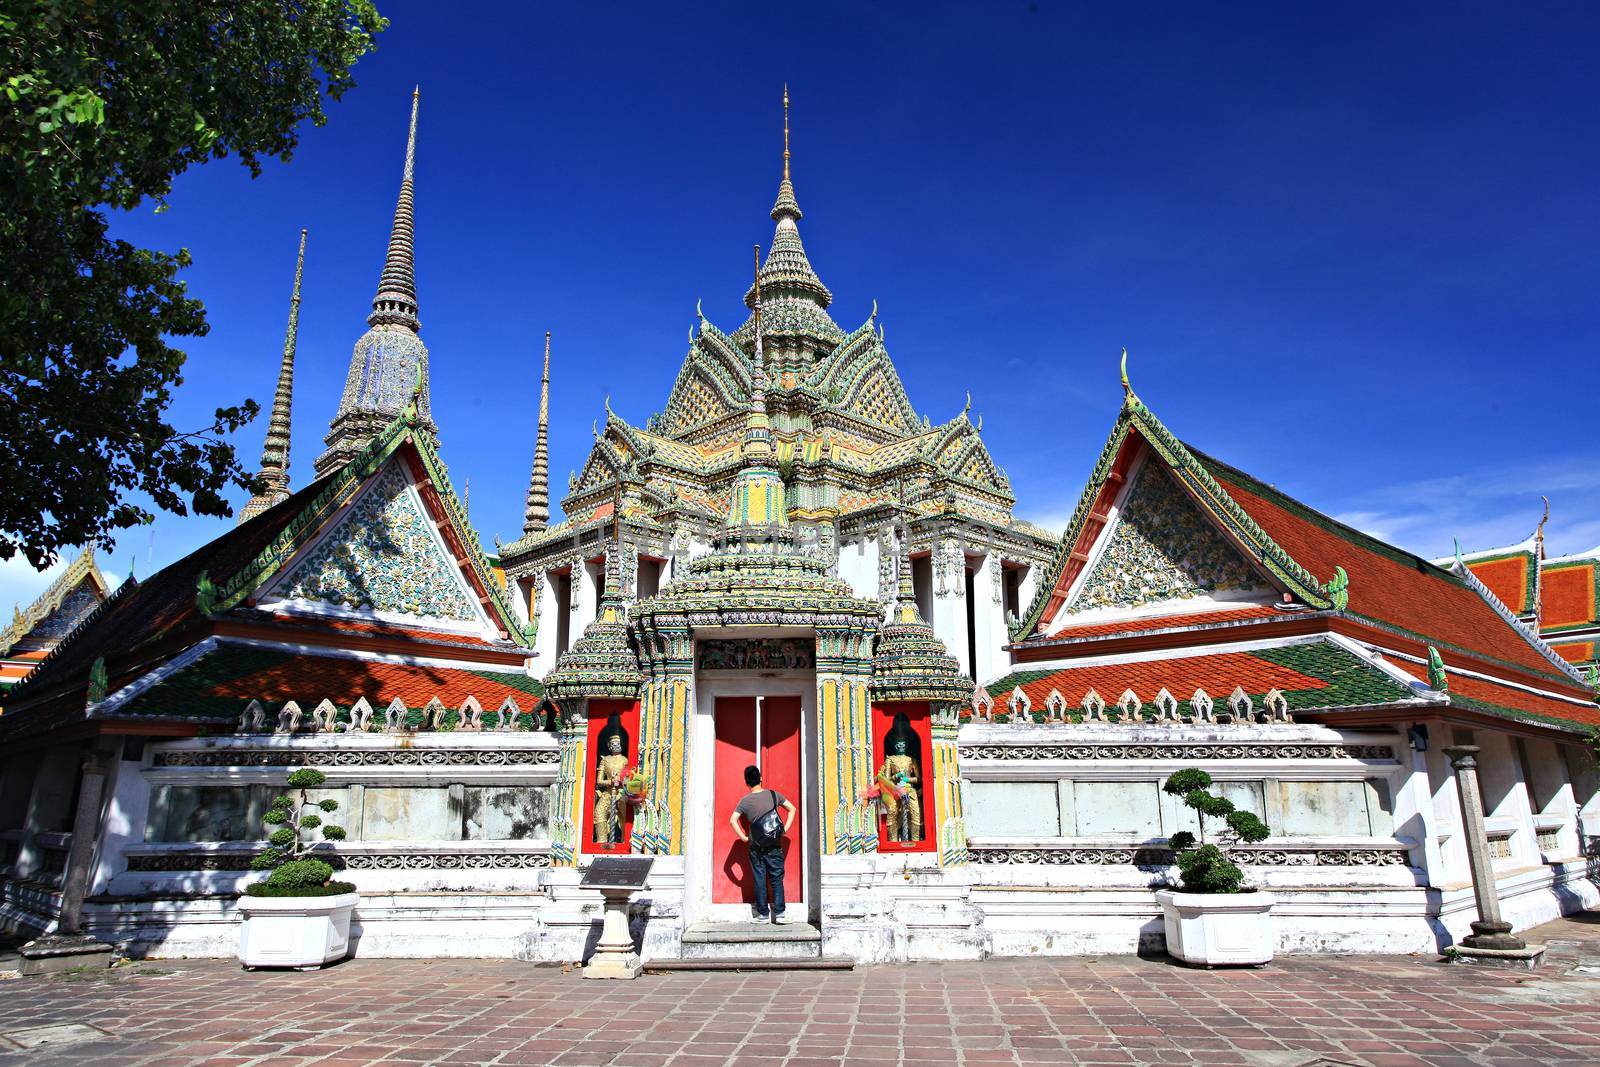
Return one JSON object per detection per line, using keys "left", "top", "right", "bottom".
{"left": 960, "top": 742, "right": 1396, "bottom": 762}
{"left": 969, "top": 845, "right": 1410, "bottom": 867}
{"left": 152, "top": 748, "right": 559, "bottom": 768}
{"left": 126, "top": 849, "right": 553, "bottom": 873}
{"left": 698, "top": 638, "right": 814, "bottom": 670}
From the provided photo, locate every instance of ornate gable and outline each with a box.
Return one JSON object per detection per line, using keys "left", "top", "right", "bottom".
{"left": 26, "top": 579, "right": 104, "bottom": 643}
{"left": 271, "top": 459, "right": 481, "bottom": 623}
{"left": 843, "top": 361, "right": 916, "bottom": 433}
{"left": 1063, "top": 458, "right": 1269, "bottom": 619}
{"left": 659, "top": 330, "right": 752, "bottom": 436}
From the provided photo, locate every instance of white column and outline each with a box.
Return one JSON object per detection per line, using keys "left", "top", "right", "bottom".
{"left": 970, "top": 553, "right": 1003, "bottom": 683}
{"left": 535, "top": 571, "right": 563, "bottom": 668}
{"left": 573, "top": 555, "right": 601, "bottom": 636}
{"left": 1526, "top": 738, "right": 1577, "bottom": 859}
{"left": 1424, "top": 727, "right": 1472, "bottom": 887}
{"left": 15, "top": 747, "right": 80, "bottom": 879}
{"left": 1476, "top": 730, "right": 1539, "bottom": 868}
{"left": 1390, "top": 725, "right": 1444, "bottom": 876}
{"left": 92, "top": 748, "right": 148, "bottom": 896}
{"left": 929, "top": 541, "right": 968, "bottom": 677}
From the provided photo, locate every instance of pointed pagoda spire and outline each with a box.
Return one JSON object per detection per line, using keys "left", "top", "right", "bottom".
{"left": 740, "top": 86, "right": 841, "bottom": 353}
{"left": 239, "top": 228, "right": 307, "bottom": 524}
{"left": 523, "top": 331, "right": 553, "bottom": 535}
{"left": 728, "top": 246, "right": 785, "bottom": 531}
{"left": 317, "top": 87, "right": 435, "bottom": 478}
{"left": 370, "top": 86, "right": 421, "bottom": 332}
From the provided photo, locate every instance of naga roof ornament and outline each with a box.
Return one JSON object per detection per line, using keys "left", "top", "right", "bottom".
{"left": 240, "top": 229, "right": 307, "bottom": 524}
{"left": 317, "top": 86, "right": 436, "bottom": 477}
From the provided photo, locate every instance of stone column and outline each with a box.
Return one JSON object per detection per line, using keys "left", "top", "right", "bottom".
{"left": 1442, "top": 744, "right": 1526, "bottom": 951}
{"left": 20, "top": 742, "right": 117, "bottom": 974}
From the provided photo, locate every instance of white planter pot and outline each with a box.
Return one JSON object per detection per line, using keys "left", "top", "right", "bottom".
{"left": 1156, "top": 889, "right": 1275, "bottom": 967}
{"left": 237, "top": 892, "right": 359, "bottom": 970}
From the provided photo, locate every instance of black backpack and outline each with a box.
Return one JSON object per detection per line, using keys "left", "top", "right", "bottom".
{"left": 749, "top": 790, "right": 784, "bottom": 849}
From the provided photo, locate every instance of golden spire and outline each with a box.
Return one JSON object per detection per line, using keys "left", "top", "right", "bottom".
{"left": 783, "top": 84, "right": 791, "bottom": 182}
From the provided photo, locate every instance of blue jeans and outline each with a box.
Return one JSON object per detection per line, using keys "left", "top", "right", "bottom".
{"left": 749, "top": 843, "right": 785, "bottom": 918}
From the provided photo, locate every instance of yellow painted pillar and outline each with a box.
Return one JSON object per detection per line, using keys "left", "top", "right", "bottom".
{"left": 634, "top": 628, "right": 692, "bottom": 855}
{"left": 551, "top": 704, "right": 589, "bottom": 867}
{"left": 931, "top": 704, "right": 967, "bottom": 866}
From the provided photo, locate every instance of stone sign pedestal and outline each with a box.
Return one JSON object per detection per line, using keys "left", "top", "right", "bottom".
{"left": 580, "top": 856, "right": 653, "bottom": 980}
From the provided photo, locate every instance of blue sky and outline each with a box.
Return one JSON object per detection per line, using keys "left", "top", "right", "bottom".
{"left": 6, "top": 1, "right": 1600, "bottom": 608}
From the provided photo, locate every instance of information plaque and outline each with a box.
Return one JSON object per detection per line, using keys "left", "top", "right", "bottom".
{"left": 580, "top": 855, "right": 654, "bottom": 891}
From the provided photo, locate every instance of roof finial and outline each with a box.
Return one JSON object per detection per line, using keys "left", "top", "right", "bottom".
{"left": 1119, "top": 347, "right": 1133, "bottom": 399}
{"left": 368, "top": 87, "right": 421, "bottom": 332}
{"left": 524, "top": 331, "right": 553, "bottom": 535}
{"left": 783, "top": 83, "right": 791, "bottom": 183}
{"left": 1533, "top": 495, "right": 1550, "bottom": 629}
{"left": 1536, "top": 496, "right": 1550, "bottom": 561}
{"left": 238, "top": 228, "right": 308, "bottom": 524}
{"left": 753, "top": 244, "right": 764, "bottom": 371}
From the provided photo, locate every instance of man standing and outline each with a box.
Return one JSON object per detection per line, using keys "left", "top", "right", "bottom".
{"left": 730, "top": 765, "right": 796, "bottom": 923}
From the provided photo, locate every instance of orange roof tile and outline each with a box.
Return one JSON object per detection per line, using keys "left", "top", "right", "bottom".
{"left": 1208, "top": 462, "right": 1570, "bottom": 684}
{"left": 1445, "top": 671, "right": 1600, "bottom": 729}
{"left": 1543, "top": 563, "right": 1596, "bottom": 628}
{"left": 1466, "top": 556, "right": 1530, "bottom": 615}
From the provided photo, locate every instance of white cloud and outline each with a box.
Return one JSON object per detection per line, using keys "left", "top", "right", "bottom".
{"left": 0, "top": 554, "right": 72, "bottom": 616}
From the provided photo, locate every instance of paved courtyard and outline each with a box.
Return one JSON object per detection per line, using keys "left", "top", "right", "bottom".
{"left": 3, "top": 916, "right": 1600, "bottom": 1067}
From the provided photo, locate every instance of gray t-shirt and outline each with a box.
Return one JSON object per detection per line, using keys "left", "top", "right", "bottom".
{"left": 734, "top": 789, "right": 788, "bottom": 828}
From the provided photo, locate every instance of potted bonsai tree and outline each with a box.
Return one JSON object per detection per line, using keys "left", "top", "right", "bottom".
{"left": 237, "top": 767, "right": 358, "bottom": 970}
{"left": 1154, "top": 768, "right": 1275, "bottom": 967}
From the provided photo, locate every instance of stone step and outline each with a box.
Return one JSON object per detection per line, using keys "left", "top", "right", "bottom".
{"left": 679, "top": 920, "right": 823, "bottom": 961}
{"left": 644, "top": 956, "right": 854, "bottom": 972}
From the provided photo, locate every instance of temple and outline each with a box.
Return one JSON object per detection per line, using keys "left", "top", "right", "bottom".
{"left": 0, "top": 548, "right": 116, "bottom": 698}
{"left": 1, "top": 91, "right": 1597, "bottom": 965}
{"left": 499, "top": 87, "right": 1056, "bottom": 687}
{"left": 1448, "top": 523, "right": 1600, "bottom": 676}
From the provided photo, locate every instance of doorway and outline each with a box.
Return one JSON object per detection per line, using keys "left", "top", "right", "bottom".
{"left": 713, "top": 695, "right": 802, "bottom": 906}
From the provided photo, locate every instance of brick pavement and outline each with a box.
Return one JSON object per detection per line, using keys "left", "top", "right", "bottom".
{"left": 2, "top": 915, "right": 1599, "bottom": 1067}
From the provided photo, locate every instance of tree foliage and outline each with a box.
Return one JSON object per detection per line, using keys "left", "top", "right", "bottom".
{"left": 1161, "top": 768, "right": 1272, "bottom": 894}
{"left": 0, "top": 0, "right": 386, "bottom": 566}
{"left": 247, "top": 766, "right": 347, "bottom": 895}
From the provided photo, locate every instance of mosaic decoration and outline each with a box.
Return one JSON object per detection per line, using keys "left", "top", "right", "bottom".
{"left": 1, "top": 547, "right": 110, "bottom": 654}
{"left": 1068, "top": 461, "right": 1263, "bottom": 615}
{"left": 27, "top": 585, "right": 102, "bottom": 641}
{"left": 281, "top": 463, "right": 477, "bottom": 621}
{"left": 317, "top": 90, "right": 436, "bottom": 476}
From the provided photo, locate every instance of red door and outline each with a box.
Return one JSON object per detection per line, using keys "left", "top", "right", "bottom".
{"left": 713, "top": 695, "right": 802, "bottom": 905}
